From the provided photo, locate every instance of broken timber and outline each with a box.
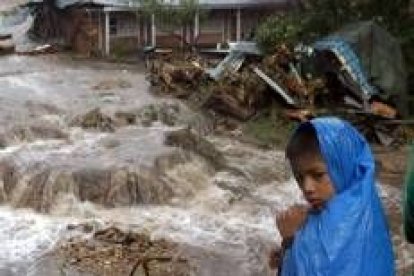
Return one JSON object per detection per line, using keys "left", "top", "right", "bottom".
{"left": 252, "top": 66, "right": 296, "bottom": 106}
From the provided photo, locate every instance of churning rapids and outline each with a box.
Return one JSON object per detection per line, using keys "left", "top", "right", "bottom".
{"left": 0, "top": 55, "right": 411, "bottom": 276}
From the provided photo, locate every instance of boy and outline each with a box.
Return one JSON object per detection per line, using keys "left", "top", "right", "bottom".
{"left": 276, "top": 117, "right": 395, "bottom": 276}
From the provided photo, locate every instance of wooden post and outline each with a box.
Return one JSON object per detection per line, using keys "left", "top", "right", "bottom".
{"left": 222, "top": 11, "right": 226, "bottom": 42}
{"left": 181, "top": 27, "right": 184, "bottom": 48}
{"left": 136, "top": 12, "right": 140, "bottom": 48}
{"left": 236, "top": 7, "right": 241, "bottom": 41}
{"left": 105, "top": 10, "right": 110, "bottom": 56}
{"left": 151, "top": 13, "right": 156, "bottom": 47}
{"left": 227, "top": 10, "right": 231, "bottom": 41}
{"left": 98, "top": 10, "right": 102, "bottom": 53}
{"left": 144, "top": 19, "right": 148, "bottom": 46}
{"left": 194, "top": 11, "right": 199, "bottom": 45}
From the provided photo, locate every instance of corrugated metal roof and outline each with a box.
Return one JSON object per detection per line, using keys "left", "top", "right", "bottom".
{"left": 56, "top": 0, "right": 287, "bottom": 9}
{"left": 56, "top": 0, "right": 123, "bottom": 9}
{"left": 1, "top": 0, "right": 287, "bottom": 10}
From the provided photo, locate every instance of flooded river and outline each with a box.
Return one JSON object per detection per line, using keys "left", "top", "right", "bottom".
{"left": 0, "top": 54, "right": 411, "bottom": 275}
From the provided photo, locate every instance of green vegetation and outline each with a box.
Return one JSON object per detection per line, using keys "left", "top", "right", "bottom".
{"left": 243, "top": 105, "right": 297, "bottom": 148}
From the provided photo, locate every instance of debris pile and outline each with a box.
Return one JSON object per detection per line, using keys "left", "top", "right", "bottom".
{"left": 147, "top": 52, "right": 270, "bottom": 121}
{"left": 148, "top": 58, "right": 206, "bottom": 98}
{"left": 57, "top": 226, "right": 193, "bottom": 276}
{"left": 147, "top": 22, "right": 413, "bottom": 146}
{"left": 204, "top": 68, "right": 268, "bottom": 120}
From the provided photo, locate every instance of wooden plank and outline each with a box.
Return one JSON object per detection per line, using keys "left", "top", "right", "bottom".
{"left": 252, "top": 66, "right": 296, "bottom": 106}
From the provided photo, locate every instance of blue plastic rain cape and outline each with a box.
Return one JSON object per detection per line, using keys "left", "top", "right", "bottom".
{"left": 282, "top": 117, "right": 395, "bottom": 276}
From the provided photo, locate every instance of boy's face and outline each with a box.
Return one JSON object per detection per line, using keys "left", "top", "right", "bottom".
{"left": 290, "top": 153, "right": 335, "bottom": 210}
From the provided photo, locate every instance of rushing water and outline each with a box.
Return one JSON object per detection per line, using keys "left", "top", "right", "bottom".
{"left": 0, "top": 54, "right": 411, "bottom": 276}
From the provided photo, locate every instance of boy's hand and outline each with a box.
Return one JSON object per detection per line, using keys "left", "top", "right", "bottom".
{"left": 276, "top": 205, "right": 309, "bottom": 239}
{"left": 268, "top": 247, "right": 281, "bottom": 270}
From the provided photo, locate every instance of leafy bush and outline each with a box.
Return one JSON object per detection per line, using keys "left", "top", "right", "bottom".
{"left": 255, "top": 14, "right": 306, "bottom": 53}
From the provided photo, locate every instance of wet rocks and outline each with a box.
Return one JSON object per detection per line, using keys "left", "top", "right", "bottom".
{"left": 0, "top": 160, "right": 18, "bottom": 201}
{"left": 115, "top": 111, "right": 137, "bottom": 126}
{"left": 138, "top": 103, "right": 181, "bottom": 127}
{"left": 91, "top": 79, "right": 132, "bottom": 90}
{"left": 8, "top": 124, "right": 68, "bottom": 143}
{"left": 93, "top": 102, "right": 214, "bottom": 134}
{"left": 67, "top": 222, "right": 95, "bottom": 234}
{"left": 133, "top": 102, "right": 214, "bottom": 134}
{"left": 71, "top": 108, "right": 115, "bottom": 132}
{"left": 0, "top": 118, "right": 69, "bottom": 147}
{"left": 0, "top": 148, "right": 211, "bottom": 211}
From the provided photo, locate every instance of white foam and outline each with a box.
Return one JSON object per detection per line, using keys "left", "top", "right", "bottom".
{"left": 0, "top": 207, "right": 67, "bottom": 269}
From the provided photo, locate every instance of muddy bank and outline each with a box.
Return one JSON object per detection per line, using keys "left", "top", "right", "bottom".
{"left": 47, "top": 225, "right": 268, "bottom": 276}
{"left": 56, "top": 226, "right": 193, "bottom": 276}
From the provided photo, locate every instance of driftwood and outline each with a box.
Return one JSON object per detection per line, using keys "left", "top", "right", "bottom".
{"left": 148, "top": 60, "right": 206, "bottom": 98}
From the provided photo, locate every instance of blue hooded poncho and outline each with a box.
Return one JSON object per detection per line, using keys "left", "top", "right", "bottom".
{"left": 282, "top": 117, "right": 395, "bottom": 276}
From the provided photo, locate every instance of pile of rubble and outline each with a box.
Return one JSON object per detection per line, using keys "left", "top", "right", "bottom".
{"left": 147, "top": 50, "right": 270, "bottom": 121}
{"left": 57, "top": 226, "right": 193, "bottom": 276}
{"left": 147, "top": 22, "right": 413, "bottom": 146}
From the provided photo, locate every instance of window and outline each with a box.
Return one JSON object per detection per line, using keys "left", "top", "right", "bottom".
{"left": 109, "top": 14, "right": 139, "bottom": 37}
{"left": 109, "top": 17, "right": 117, "bottom": 35}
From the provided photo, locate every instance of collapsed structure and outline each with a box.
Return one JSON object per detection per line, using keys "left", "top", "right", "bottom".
{"left": 147, "top": 21, "right": 411, "bottom": 146}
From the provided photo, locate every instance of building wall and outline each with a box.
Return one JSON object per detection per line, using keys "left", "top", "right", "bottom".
{"left": 108, "top": 11, "right": 141, "bottom": 55}
{"left": 94, "top": 5, "right": 284, "bottom": 56}
{"left": 60, "top": 8, "right": 101, "bottom": 56}
{"left": 198, "top": 9, "right": 226, "bottom": 46}
{"left": 155, "top": 16, "right": 184, "bottom": 48}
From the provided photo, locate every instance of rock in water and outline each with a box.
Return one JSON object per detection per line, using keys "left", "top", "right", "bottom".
{"left": 71, "top": 108, "right": 115, "bottom": 132}
{"left": 164, "top": 128, "right": 226, "bottom": 170}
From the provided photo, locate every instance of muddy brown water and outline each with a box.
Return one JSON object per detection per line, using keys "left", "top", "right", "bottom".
{"left": 0, "top": 54, "right": 411, "bottom": 275}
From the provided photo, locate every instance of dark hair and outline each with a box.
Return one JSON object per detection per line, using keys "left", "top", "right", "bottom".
{"left": 286, "top": 123, "right": 321, "bottom": 163}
